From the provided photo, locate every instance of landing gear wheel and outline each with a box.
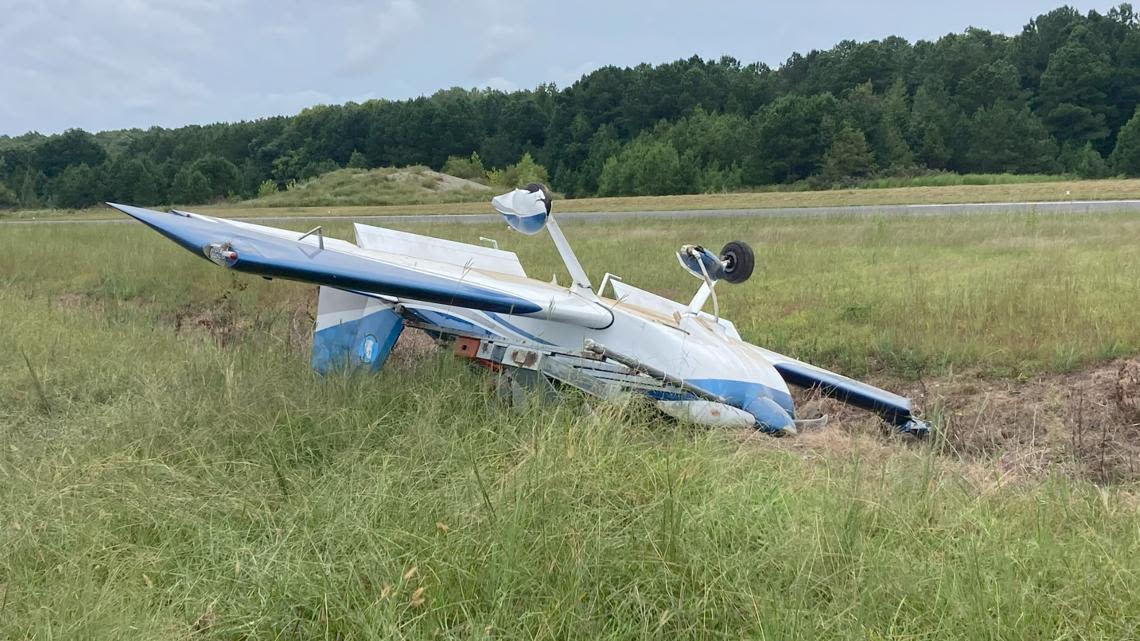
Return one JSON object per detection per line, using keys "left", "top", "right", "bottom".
{"left": 720, "top": 241, "right": 755, "bottom": 284}
{"left": 524, "top": 183, "right": 553, "bottom": 213}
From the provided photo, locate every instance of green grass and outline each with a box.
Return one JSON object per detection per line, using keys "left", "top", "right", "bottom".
{"left": 2, "top": 211, "right": 1140, "bottom": 639}
{"left": 854, "top": 172, "right": 1073, "bottom": 189}
{"left": 5, "top": 211, "right": 1139, "bottom": 377}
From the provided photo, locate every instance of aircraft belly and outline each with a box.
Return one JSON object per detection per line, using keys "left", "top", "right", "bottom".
{"left": 487, "top": 306, "right": 795, "bottom": 423}
{"left": 655, "top": 401, "right": 756, "bottom": 429}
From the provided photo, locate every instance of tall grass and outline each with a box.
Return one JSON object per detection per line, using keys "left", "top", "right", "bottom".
{"left": 2, "top": 211, "right": 1138, "bottom": 378}
{"left": 3, "top": 289, "right": 1139, "bottom": 640}
{"left": 2, "top": 211, "right": 1140, "bottom": 638}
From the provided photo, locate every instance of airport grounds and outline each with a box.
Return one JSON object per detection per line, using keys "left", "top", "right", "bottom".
{"left": 2, "top": 182, "right": 1140, "bottom": 639}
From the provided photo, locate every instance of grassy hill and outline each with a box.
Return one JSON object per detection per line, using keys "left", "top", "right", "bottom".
{"left": 242, "top": 166, "right": 492, "bottom": 208}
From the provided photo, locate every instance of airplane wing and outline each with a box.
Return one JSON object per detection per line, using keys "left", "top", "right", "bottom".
{"left": 108, "top": 204, "right": 614, "bottom": 329}
{"left": 746, "top": 345, "right": 927, "bottom": 432}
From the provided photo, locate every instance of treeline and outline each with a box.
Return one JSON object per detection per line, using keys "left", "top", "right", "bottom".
{"left": 4, "top": 4, "right": 1140, "bottom": 209}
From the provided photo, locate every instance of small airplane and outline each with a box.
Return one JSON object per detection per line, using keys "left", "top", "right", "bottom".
{"left": 106, "top": 185, "right": 929, "bottom": 437}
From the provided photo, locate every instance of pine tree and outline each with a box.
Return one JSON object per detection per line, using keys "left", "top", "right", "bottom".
{"left": 822, "top": 125, "right": 874, "bottom": 181}
{"left": 171, "top": 168, "right": 212, "bottom": 204}
{"left": 878, "top": 79, "right": 914, "bottom": 169}
{"left": 1074, "top": 142, "right": 1110, "bottom": 178}
{"left": 54, "top": 163, "right": 101, "bottom": 208}
{"left": 909, "top": 80, "right": 958, "bottom": 170}
{"left": 19, "top": 170, "right": 40, "bottom": 208}
{"left": 1110, "top": 107, "right": 1140, "bottom": 176}
{"left": 0, "top": 183, "right": 17, "bottom": 208}
{"left": 347, "top": 150, "right": 369, "bottom": 169}
{"left": 956, "top": 60, "right": 1023, "bottom": 114}
{"left": 917, "top": 126, "right": 952, "bottom": 170}
{"left": 1038, "top": 28, "right": 1113, "bottom": 147}
{"left": 964, "top": 102, "right": 1058, "bottom": 173}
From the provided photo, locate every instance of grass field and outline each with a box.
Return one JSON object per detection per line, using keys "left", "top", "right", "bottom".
{"left": 3, "top": 210, "right": 1140, "bottom": 639}
{"left": 7, "top": 176, "right": 1140, "bottom": 222}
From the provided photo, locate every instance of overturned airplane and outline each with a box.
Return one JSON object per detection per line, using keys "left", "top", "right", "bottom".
{"left": 107, "top": 185, "right": 929, "bottom": 437}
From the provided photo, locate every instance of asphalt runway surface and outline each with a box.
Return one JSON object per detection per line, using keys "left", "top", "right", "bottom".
{"left": 5, "top": 199, "right": 1140, "bottom": 226}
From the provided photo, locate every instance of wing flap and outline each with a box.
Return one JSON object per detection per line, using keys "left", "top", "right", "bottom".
{"left": 353, "top": 223, "right": 526, "bottom": 277}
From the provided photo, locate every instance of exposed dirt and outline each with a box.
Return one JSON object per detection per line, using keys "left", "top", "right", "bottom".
{"left": 1117, "top": 360, "right": 1140, "bottom": 424}
{"left": 386, "top": 331, "right": 1140, "bottom": 483}
{"left": 172, "top": 282, "right": 254, "bottom": 348}
{"left": 781, "top": 358, "right": 1140, "bottom": 484}
{"left": 390, "top": 327, "right": 440, "bottom": 360}
{"left": 53, "top": 292, "right": 94, "bottom": 311}
{"left": 385, "top": 169, "right": 491, "bottom": 192}
{"left": 172, "top": 284, "right": 316, "bottom": 350}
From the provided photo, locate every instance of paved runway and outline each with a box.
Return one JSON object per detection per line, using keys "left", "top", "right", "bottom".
{"left": 5, "top": 199, "right": 1140, "bottom": 225}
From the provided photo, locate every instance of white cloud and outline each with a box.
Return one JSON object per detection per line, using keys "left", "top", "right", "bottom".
{"left": 466, "top": 0, "right": 531, "bottom": 77}
{"left": 547, "top": 60, "right": 599, "bottom": 89}
{"left": 342, "top": 0, "right": 424, "bottom": 72}
{"left": 4, "top": 0, "right": 1113, "bottom": 135}
{"left": 477, "top": 22, "right": 524, "bottom": 70}
{"left": 481, "top": 76, "right": 518, "bottom": 91}
{"left": 0, "top": 0, "right": 223, "bottom": 132}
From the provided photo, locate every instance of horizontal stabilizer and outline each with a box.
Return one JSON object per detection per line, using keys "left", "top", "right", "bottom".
{"left": 750, "top": 345, "right": 928, "bottom": 435}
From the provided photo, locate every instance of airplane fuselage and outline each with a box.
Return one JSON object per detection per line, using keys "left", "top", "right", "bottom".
{"left": 380, "top": 292, "right": 799, "bottom": 432}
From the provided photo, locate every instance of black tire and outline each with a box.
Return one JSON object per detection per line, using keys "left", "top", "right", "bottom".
{"left": 524, "top": 183, "right": 553, "bottom": 213}
{"left": 720, "top": 240, "right": 755, "bottom": 284}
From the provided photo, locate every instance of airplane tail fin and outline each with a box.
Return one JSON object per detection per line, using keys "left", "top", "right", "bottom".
{"left": 311, "top": 287, "right": 404, "bottom": 374}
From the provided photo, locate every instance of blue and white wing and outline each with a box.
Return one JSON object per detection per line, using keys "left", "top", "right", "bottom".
{"left": 108, "top": 204, "right": 613, "bottom": 329}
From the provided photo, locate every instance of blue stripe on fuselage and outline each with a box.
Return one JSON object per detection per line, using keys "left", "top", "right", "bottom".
{"left": 403, "top": 308, "right": 497, "bottom": 338}
{"left": 483, "top": 312, "right": 555, "bottom": 346}
{"left": 644, "top": 378, "right": 795, "bottom": 417}
{"left": 404, "top": 308, "right": 553, "bottom": 347}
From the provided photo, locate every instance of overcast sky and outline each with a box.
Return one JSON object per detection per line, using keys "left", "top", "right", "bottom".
{"left": 0, "top": 0, "right": 1125, "bottom": 136}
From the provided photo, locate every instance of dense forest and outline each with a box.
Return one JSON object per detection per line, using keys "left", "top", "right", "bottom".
{"left": 5, "top": 4, "right": 1140, "bottom": 209}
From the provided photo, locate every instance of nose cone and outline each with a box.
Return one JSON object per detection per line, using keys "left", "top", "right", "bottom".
{"left": 744, "top": 396, "right": 797, "bottom": 436}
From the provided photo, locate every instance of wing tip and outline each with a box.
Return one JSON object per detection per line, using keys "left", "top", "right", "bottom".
{"left": 105, "top": 202, "right": 159, "bottom": 218}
